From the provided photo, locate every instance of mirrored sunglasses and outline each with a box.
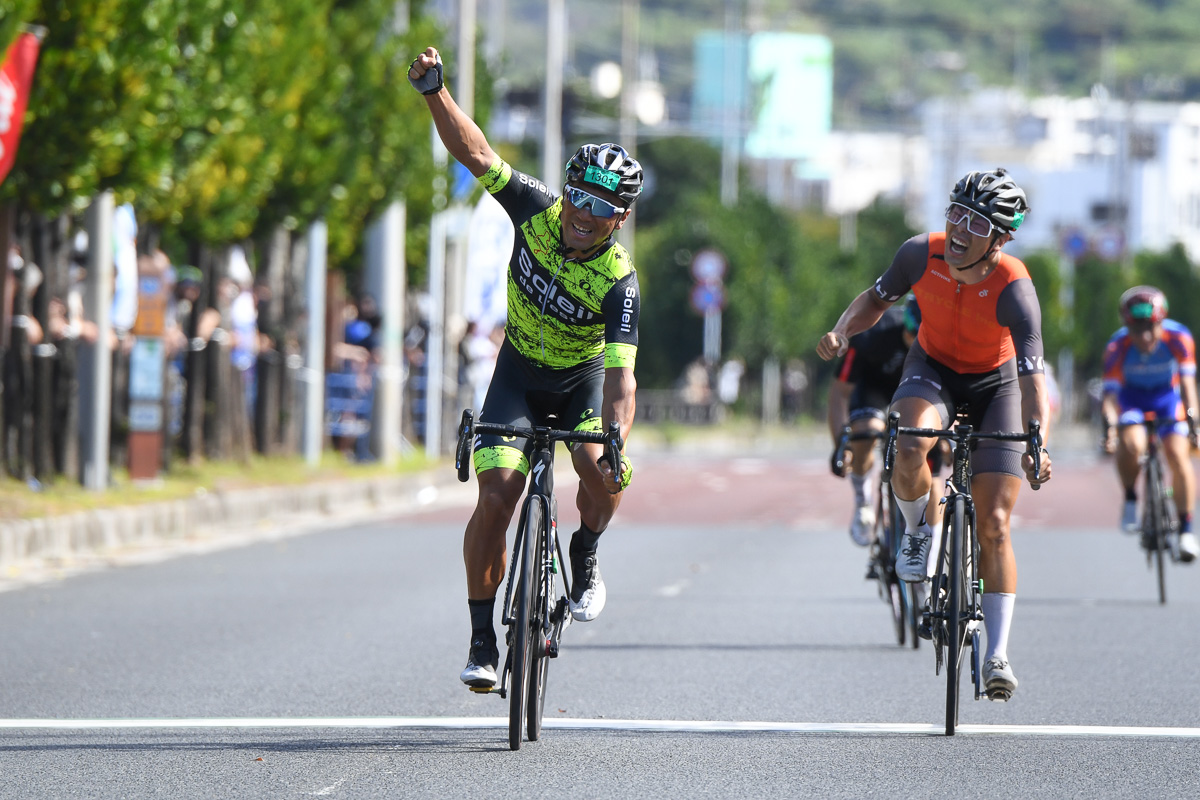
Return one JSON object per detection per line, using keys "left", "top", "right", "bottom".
{"left": 565, "top": 186, "right": 625, "bottom": 219}
{"left": 945, "top": 202, "right": 997, "bottom": 238}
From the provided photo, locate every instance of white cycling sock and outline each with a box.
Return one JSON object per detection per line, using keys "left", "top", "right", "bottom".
{"left": 982, "top": 592, "right": 1015, "bottom": 662}
{"left": 850, "top": 472, "right": 870, "bottom": 506}
{"left": 896, "top": 494, "right": 929, "bottom": 535}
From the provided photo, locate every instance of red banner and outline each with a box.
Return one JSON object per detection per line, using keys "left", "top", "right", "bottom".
{"left": 0, "top": 32, "right": 41, "bottom": 187}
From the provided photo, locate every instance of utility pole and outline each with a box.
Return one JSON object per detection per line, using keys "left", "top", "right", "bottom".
{"left": 720, "top": 0, "right": 742, "bottom": 207}
{"left": 458, "top": 0, "right": 476, "bottom": 118}
{"left": 542, "top": 0, "right": 565, "bottom": 192}
{"left": 300, "top": 221, "right": 327, "bottom": 466}
{"left": 79, "top": 191, "right": 114, "bottom": 490}
{"left": 617, "top": 0, "right": 640, "bottom": 254}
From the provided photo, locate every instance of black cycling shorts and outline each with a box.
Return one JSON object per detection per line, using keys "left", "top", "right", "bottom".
{"left": 892, "top": 343, "right": 1024, "bottom": 477}
{"left": 472, "top": 338, "right": 605, "bottom": 475}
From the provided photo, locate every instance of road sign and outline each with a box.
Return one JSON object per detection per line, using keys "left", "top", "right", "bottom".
{"left": 691, "top": 249, "right": 727, "bottom": 283}
{"left": 690, "top": 282, "right": 726, "bottom": 314}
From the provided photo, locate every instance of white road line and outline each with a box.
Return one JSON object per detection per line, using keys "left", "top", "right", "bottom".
{"left": 0, "top": 717, "right": 1198, "bottom": 739}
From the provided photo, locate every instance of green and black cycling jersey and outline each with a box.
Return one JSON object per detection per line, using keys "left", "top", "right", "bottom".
{"left": 478, "top": 157, "right": 640, "bottom": 371}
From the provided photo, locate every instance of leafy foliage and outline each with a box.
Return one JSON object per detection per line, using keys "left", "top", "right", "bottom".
{"left": 634, "top": 136, "right": 916, "bottom": 389}
{"left": 3, "top": 0, "right": 448, "bottom": 274}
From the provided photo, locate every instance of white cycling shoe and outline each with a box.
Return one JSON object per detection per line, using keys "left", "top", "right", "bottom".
{"left": 570, "top": 553, "right": 607, "bottom": 622}
{"left": 983, "top": 657, "right": 1018, "bottom": 701}
{"left": 1179, "top": 531, "right": 1199, "bottom": 563}
{"left": 849, "top": 504, "right": 875, "bottom": 547}
{"left": 896, "top": 529, "right": 932, "bottom": 583}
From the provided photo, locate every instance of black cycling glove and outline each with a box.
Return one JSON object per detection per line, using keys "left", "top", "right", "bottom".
{"left": 408, "top": 53, "right": 444, "bottom": 95}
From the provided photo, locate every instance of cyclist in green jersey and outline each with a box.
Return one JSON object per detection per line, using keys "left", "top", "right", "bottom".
{"left": 410, "top": 47, "right": 642, "bottom": 689}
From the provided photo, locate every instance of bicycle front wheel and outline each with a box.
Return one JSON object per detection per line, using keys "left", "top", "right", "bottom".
{"left": 1145, "top": 457, "right": 1168, "bottom": 605}
{"left": 526, "top": 498, "right": 552, "bottom": 742}
{"left": 508, "top": 496, "right": 541, "bottom": 750}
{"left": 944, "top": 495, "right": 969, "bottom": 736}
{"left": 879, "top": 486, "right": 906, "bottom": 646}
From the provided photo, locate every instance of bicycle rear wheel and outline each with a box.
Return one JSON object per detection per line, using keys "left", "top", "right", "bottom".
{"left": 508, "top": 497, "right": 541, "bottom": 750}
{"left": 906, "top": 580, "right": 925, "bottom": 651}
{"left": 526, "top": 497, "right": 552, "bottom": 742}
{"left": 878, "top": 486, "right": 905, "bottom": 646}
{"left": 944, "top": 495, "right": 969, "bottom": 736}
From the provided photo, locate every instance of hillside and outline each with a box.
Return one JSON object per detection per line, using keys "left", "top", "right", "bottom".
{"left": 493, "top": 0, "right": 1200, "bottom": 128}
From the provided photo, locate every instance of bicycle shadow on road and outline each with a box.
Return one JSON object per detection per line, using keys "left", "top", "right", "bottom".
{"left": 567, "top": 641, "right": 904, "bottom": 654}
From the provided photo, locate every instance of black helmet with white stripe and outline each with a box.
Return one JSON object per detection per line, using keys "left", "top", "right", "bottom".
{"left": 565, "top": 143, "right": 644, "bottom": 205}
{"left": 950, "top": 167, "right": 1029, "bottom": 233}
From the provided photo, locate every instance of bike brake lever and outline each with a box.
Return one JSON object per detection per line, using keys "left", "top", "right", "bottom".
{"left": 1028, "top": 419, "right": 1042, "bottom": 491}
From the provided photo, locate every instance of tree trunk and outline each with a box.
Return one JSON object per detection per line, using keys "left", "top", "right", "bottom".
{"left": 181, "top": 242, "right": 211, "bottom": 462}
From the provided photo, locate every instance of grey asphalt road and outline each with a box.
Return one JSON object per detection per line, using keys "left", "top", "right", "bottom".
{"left": 0, "top": 449, "right": 1197, "bottom": 798}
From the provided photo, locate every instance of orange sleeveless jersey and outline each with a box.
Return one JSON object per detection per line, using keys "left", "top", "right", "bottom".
{"left": 913, "top": 232, "right": 1031, "bottom": 374}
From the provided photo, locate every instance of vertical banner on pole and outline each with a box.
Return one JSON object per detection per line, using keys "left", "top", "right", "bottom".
{"left": 0, "top": 32, "right": 42, "bottom": 186}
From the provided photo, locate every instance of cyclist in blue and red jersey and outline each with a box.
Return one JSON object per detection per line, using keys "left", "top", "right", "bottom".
{"left": 1101, "top": 286, "right": 1200, "bottom": 562}
{"left": 817, "top": 167, "right": 1052, "bottom": 701}
{"left": 410, "top": 47, "right": 641, "bottom": 689}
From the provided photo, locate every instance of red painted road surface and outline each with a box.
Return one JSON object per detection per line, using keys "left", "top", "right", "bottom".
{"left": 414, "top": 452, "right": 1138, "bottom": 533}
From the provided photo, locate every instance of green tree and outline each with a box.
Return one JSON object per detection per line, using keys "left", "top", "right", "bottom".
{"left": 1071, "top": 254, "right": 1130, "bottom": 381}
{"left": 1136, "top": 244, "right": 1200, "bottom": 334}
{"left": 0, "top": 2, "right": 40, "bottom": 68}
{"left": 3, "top": 1, "right": 186, "bottom": 215}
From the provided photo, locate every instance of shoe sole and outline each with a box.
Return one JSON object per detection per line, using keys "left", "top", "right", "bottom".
{"left": 462, "top": 676, "right": 497, "bottom": 689}
{"left": 986, "top": 687, "right": 1013, "bottom": 702}
{"left": 460, "top": 669, "right": 498, "bottom": 689}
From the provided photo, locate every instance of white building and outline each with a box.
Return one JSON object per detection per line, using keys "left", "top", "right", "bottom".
{"left": 919, "top": 89, "right": 1200, "bottom": 263}
{"left": 783, "top": 89, "right": 1200, "bottom": 264}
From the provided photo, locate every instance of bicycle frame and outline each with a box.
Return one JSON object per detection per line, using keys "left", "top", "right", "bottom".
{"left": 881, "top": 410, "right": 1041, "bottom": 735}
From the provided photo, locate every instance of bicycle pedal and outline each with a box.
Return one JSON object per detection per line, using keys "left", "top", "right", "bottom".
{"left": 985, "top": 688, "right": 1012, "bottom": 703}
{"left": 467, "top": 685, "right": 501, "bottom": 694}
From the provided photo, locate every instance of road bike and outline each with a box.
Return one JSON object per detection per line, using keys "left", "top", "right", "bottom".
{"left": 881, "top": 410, "right": 1041, "bottom": 736}
{"left": 454, "top": 409, "right": 622, "bottom": 751}
{"left": 832, "top": 427, "right": 922, "bottom": 649}
{"left": 1129, "top": 419, "right": 1183, "bottom": 605}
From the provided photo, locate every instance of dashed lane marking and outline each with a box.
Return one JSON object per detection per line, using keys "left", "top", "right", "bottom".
{"left": 0, "top": 717, "right": 1198, "bottom": 739}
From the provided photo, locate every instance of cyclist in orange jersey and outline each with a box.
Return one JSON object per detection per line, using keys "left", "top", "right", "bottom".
{"left": 817, "top": 168, "right": 1053, "bottom": 701}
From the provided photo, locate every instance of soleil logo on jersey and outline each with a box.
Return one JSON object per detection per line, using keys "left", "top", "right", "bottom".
{"left": 620, "top": 286, "right": 636, "bottom": 334}
{"left": 979, "top": 289, "right": 989, "bottom": 297}
{"left": 516, "top": 248, "right": 597, "bottom": 325}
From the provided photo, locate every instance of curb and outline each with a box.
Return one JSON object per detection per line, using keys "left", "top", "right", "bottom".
{"left": 0, "top": 471, "right": 464, "bottom": 579}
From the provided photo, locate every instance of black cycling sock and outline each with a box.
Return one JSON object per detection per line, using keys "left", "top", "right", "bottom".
{"left": 570, "top": 523, "right": 603, "bottom": 555}
{"left": 468, "top": 598, "right": 496, "bottom": 643}
{"left": 1125, "top": 488, "right": 1137, "bottom": 502}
